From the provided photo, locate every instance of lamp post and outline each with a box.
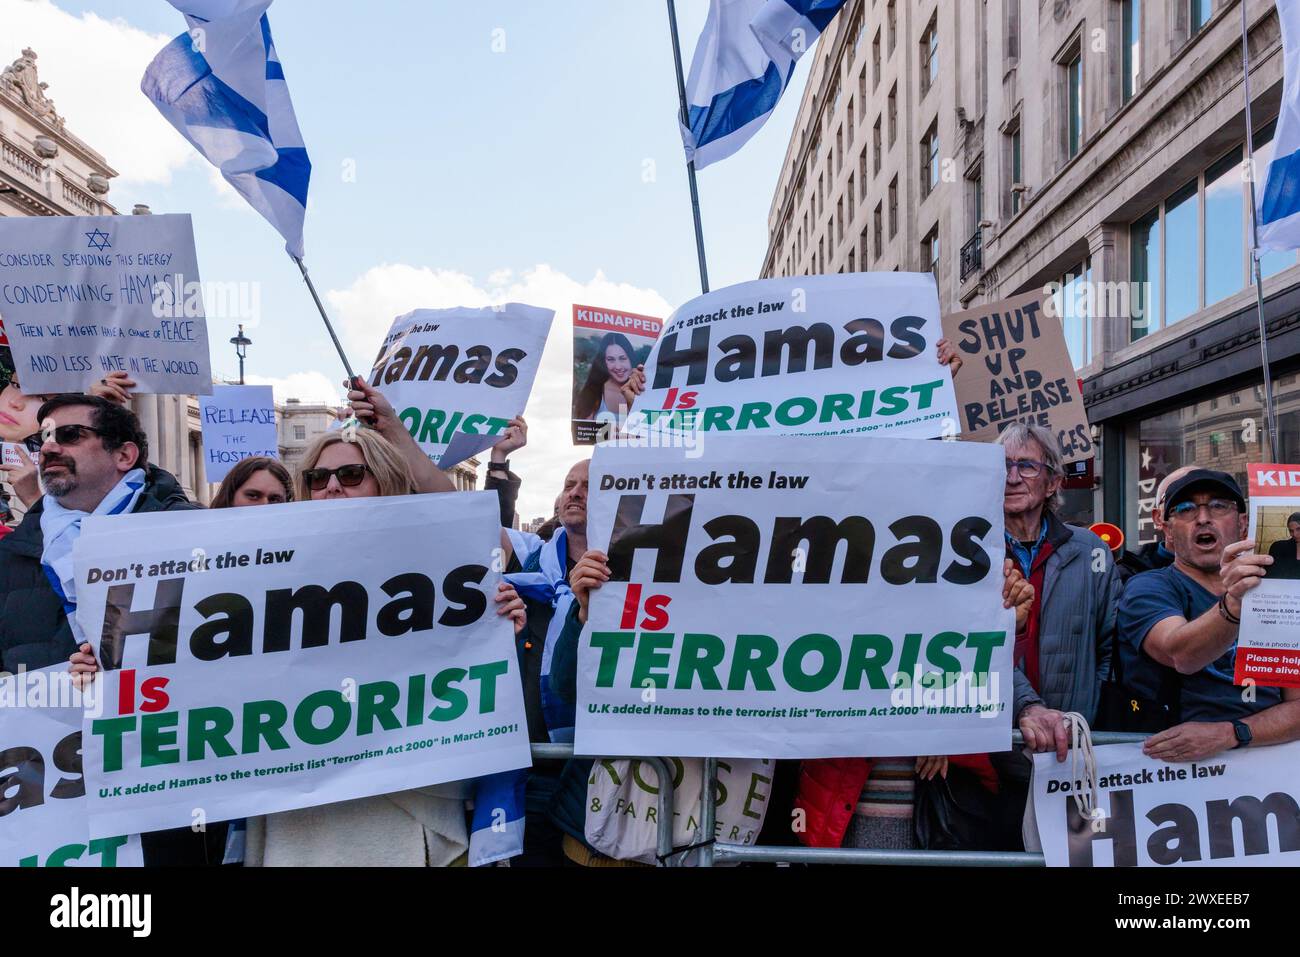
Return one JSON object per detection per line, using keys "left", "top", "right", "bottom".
{"left": 230, "top": 324, "right": 252, "bottom": 385}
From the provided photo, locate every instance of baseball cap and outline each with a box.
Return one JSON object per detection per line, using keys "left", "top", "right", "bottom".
{"left": 1163, "top": 469, "right": 1246, "bottom": 518}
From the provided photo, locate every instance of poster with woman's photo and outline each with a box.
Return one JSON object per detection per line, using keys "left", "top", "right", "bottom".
{"left": 1235, "top": 464, "right": 1300, "bottom": 687}
{"left": 571, "top": 304, "right": 662, "bottom": 444}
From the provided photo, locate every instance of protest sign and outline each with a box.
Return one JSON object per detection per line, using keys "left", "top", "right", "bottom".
{"left": 573, "top": 434, "right": 1013, "bottom": 759}
{"left": 0, "top": 667, "right": 142, "bottom": 867}
{"left": 368, "top": 304, "right": 553, "bottom": 468}
{"left": 571, "top": 303, "right": 663, "bottom": 444}
{"left": 941, "top": 290, "right": 1092, "bottom": 462}
{"left": 1032, "top": 741, "right": 1300, "bottom": 866}
{"left": 198, "top": 385, "right": 279, "bottom": 483}
{"left": 72, "top": 492, "right": 531, "bottom": 838}
{"left": 0, "top": 214, "right": 213, "bottom": 395}
{"left": 623, "top": 274, "right": 957, "bottom": 441}
{"left": 1, "top": 443, "right": 25, "bottom": 468}
{"left": 1236, "top": 464, "right": 1300, "bottom": 687}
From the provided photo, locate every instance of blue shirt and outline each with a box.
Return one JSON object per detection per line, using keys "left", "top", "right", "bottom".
{"left": 1117, "top": 565, "right": 1282, "bottom": 722}
{"left": 1005, "top": 517, "right": 1049, "bottom": 578}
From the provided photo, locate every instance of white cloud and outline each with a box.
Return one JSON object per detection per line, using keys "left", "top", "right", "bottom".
{"left": 243, "top": 371, "right": 344, "bottom": 407}
{"left": 326, "top": 263, "right": 674, "bottom": 520}
{"left": 0, "top": 0, "right": 193, "bottom": 185}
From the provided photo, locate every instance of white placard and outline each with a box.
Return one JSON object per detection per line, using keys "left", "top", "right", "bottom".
{"left": 0, "top": 214, "right": 213, "bottom": 395}
{"left": 198, "top": 385, "right": 279, "bottom": 483}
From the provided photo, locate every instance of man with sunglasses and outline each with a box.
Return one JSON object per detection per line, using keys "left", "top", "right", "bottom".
{"left": 0, "top": 394, "right": 197, "bottom": 675}
{"left": 1118, "top": 469, "right": 1300, "bottom": 762}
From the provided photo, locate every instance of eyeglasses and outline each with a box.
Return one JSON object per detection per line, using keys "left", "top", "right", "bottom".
{"left": 302, "top": 464, "right": 372, "bottom": 491}
{"left": 22, "top": 424, "right": 104, "bottom": 454}
{"left": 1167, "top": 498, "right": 1238, "bottom": 521}
{"left": 1005, "top": 458, "right": 1052, "bottom": 479}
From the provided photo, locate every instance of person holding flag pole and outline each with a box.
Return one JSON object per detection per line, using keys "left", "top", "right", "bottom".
{"left": 141, "top": 0, "right": 358, "bottom": 384}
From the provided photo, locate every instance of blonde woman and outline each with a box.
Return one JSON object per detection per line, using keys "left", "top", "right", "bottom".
{"left": 242, "top": 426, "right": 526, "bottom": 867}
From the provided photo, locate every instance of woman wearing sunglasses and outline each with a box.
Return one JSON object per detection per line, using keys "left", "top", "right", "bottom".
{"left": 240, "top": 424, "right": 527, "bottom": 867}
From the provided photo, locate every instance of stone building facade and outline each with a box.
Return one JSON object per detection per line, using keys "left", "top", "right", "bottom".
{"left": 762, "top": 0, "right": 1300, "bottom": 543}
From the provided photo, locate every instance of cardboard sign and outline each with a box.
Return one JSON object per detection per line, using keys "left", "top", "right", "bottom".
{"left": 198, "top": 385, "right": 279, "bottom": 483}
{"left": 1236, "top": 464, "right": 1300, "bottom": 687}
{"left": 0, "top": 214, "right": 213, "bottom": 395}
{"left": 942, "top": 291, "right": 1092, "bottom": 462}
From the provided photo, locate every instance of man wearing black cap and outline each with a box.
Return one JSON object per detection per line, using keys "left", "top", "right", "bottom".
{"left": 1117, "top": 469, "right": 1300, "bottom": 761}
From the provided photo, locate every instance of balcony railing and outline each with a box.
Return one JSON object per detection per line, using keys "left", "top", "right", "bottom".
{"left": 960, "top": 229, "right": 983, "bottom": 282}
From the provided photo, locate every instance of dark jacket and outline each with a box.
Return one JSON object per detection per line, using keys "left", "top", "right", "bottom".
{"left": 1116, "top": 540, "right": 1175, "bottom": 583}
{"left": 0, "top": 466, "right": 197, "bottom": 673}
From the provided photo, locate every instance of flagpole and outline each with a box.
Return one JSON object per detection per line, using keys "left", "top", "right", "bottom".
{"left": 1241, "top": 0, "right": 1281, "bottom": 463}
{"left": 291, "top": 255, "right": 358, "bottom": 385}
{"left": 667, "top": 0, "right": 711, "bottom": 295}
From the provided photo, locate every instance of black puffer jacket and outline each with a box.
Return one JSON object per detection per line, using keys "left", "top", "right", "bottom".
{"left": 0, "top": 466, "right": 198, "bottom": 672}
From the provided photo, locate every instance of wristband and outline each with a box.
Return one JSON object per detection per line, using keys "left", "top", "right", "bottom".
{"left": 1218, "top": 593, "right": 1241, "bottom": 625}
{"left": 487, "top": 460, "right": 510, "bottom": 473}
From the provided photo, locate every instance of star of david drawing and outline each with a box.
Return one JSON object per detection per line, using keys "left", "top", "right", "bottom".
{"left": 85, "top": 229, "right": 112, "bottom": 251}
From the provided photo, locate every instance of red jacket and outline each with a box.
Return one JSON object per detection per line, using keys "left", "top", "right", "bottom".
{"left": 793, "top": 754, "right": 999, "bottom": 848}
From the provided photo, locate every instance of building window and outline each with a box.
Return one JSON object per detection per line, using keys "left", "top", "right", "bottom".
{"left": 837, "top": 196, "right": 845, "bottom": 243}
{"left": 923, "top": 227, "right": 940, "bottom": 274}
{"left": 1205, "top": 148, "right": 1244, "bottom": 307}
{"left": 1006, "top": 119, "right": 1023, "bottom": 215}
{"left": 1061, "top": 45, "right": 1083, "bottom": 159}
{"left": 848, "top": 170, "right": 856, "bottom": 213}
{"left": 836, "top": 126, "right": 844, "bottom": 172}
{"left": 873, "top": 29, "right": 882, "bottom": 89}
{"left": 887, "top": 0, "right": 897, "bottom": 55}
{"left": 873, "top": 203, "right": 883, "bottom": 260}
{"left": 1134, "top": 375, "right": 1300, "bottom": 544}
{"left": 920, "top": 17, "right": 938, "bottom": 98}
{"left": 849, "top": 247, "right": 857, "bottom": 273}
{"left": 1190, "top": 0, "right": 1212, "bottom": 34}
{"left": 921, "top": 123, "right": 940, "bottom": 199}
{"left": 1005, "top": 0, "right": 1020, "bottom": 60}
{"left": 889, "top": 176, "right": 898, "bottom": 237}
{"left": 1129, "top": 207, "right": 1160, "bottom": 342}
{"left": 887, "top": 85, "right": 897, "bottom": 145}
{"left": 1164, "top": 179, "right": 1199, "bottom": 328}
{"left": 848, "top": 109, "right": 855, "bottom": 151}
{"left": 1122, "top": 0, "right": 1141, "bottom": 103}
{"left": 873, "top": 117, "right": 883, "bottom": 175}
{"left": 294, "top": 425, "right": 306, "bottom": 441}
{"left": 1052, "top": 261, "right": 1093, "bottom": 369}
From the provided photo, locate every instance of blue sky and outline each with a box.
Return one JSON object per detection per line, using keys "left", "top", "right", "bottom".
{"left": 6, "top": 0, "right": 813, "bottom": 517}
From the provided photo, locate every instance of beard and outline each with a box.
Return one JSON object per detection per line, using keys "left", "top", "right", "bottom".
{"left": 39, "top": 457, "right": 78, "bottom": 498}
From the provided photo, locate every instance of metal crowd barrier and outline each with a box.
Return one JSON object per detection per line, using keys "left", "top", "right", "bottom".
{"left": 532, "top": 731, "right": 1152, "bottom": 868}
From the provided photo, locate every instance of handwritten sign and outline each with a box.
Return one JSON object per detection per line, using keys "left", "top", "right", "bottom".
{"left": 0, "top": 214, "right": 213, "bottom": 395}
{"left": 942, "top": 291, "right": 1093, "bottom": 463}
{"left": 198, "top": 385, "right": 278, "bottom": 483}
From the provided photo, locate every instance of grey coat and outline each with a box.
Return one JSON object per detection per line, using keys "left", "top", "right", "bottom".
{"left": 1012, "top": 513, "right": 1120, "bottom": 723}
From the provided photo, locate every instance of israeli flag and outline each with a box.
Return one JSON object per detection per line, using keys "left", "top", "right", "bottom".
{"left": 1259, "top": 0, "right": 1300, "bottom": 251}
{"left": 681, "top": 0, "right": 846, "bottom": 170}
{"left": 142, "top": 0, "right": 311, "bottom": 258}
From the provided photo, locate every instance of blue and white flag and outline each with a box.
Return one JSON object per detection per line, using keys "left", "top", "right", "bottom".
{"left": 142, "top": 0, "right": 311, "bottom": 258}
{"left": 1259, "top": 0, "right": 1300, "bottom": 251}
{"left": 681, "top": 0, "right": 846, "bottom": 170}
